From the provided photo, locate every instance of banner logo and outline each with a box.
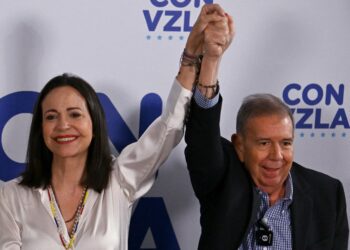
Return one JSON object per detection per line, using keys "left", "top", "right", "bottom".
{"left": 282, "top": 83, "right": 348, "bottom": 138}
{"left": 143, "top": 0, "right": 213, "bottom": 40}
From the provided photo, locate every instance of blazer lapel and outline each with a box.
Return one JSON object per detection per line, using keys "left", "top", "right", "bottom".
{"left": 290, "top": 169, "right": 313, "bottom": 250}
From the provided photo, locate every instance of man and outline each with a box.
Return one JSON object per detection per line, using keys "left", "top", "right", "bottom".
{"left": 184, "top": 21, "right": 349, "bottom": 250}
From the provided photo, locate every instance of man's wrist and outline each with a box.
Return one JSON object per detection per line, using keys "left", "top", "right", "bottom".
{"left": 194, "top": 85, "right": 220, "bottom": 109}
{"left": 198, "top": 56, "right": 221, "bottom": 88}
{"left": 197, "top": 80, "right": 219, "bottom": 99}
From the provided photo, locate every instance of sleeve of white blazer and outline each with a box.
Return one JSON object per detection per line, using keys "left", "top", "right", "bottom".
{"left": 114, "top": 79, "right": 192, "bottom": 203}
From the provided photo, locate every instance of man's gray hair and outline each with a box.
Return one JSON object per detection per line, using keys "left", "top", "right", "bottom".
{"left": 236, "top": 93, "right": 294, "bottom": 135}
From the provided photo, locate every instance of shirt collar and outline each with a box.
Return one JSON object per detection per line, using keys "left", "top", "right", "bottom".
{"left": 284, "top": 172, "right": 293, "bottom": 201}
{"left": 255, "top": 172, "right": 294, "bottom": 203}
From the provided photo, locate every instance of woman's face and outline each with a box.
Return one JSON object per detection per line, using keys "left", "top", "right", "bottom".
{"left": 41, "top": 86, "right": 93, "bottom": 161}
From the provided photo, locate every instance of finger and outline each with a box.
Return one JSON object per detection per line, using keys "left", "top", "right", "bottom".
{"left": 201, "top": 3, "right": 225, "bottom": 17}
{"left": 202, "top": 12, "right": 227, "bottom": 26}
{"left": 206, "top": 18, "right": 230, "bottom": 36}
{"left": 192, "top": 12, "right": 226, "bottom": 38}
{"left": 205, "top": 33, "right": 227, "bottom": 47}
{"left": 226, "top": 14, "right": 235, "bottom": 40}
{"left": 185, "top": 4, "right": 227, "bottom": 55}
{"left": 195, "top": 4, "right": 226, "bottom": 32}
{"left": 209, "top": 18, "right": 229, "bottom": 31}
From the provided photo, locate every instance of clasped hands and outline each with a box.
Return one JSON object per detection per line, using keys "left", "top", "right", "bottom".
{"left": 185, "top": 3, "right": 235, "bottom": 59}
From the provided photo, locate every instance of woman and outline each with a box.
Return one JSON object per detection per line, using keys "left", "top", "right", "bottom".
{"left": 0, "top": 4, "right": 233, "bottom": 250}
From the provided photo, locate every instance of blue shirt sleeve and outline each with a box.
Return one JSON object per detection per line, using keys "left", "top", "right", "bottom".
{"left": 193, "top": 86, "right": 220, "bottom": 109}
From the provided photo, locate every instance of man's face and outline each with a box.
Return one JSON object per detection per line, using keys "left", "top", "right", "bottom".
{"left": 233, "top": 114, "right": 294, "bottom": 197}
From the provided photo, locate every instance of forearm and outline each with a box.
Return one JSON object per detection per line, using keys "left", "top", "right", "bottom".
{"left": 197, "top": 55, "right": 221, "bottom": 98}
{"left": 185, "top": 98, "right": 226, "bottom": 198}
{"left": 176, "top": 61, "right": 197, "bottom": 91}
{"left": 176, "top": 53, "right": 221, "bottom": 98}
{"left": 176, "top": 45, "right": 202, "bottom": 91}
{"left": 116, "top": 80, "right": 192, "bottom": 202}
{"left": 176, "top": 4, "right": 229, "bottom": 91}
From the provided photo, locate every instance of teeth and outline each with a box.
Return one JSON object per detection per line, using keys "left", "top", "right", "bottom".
{"left": 56, "top": 137, "right": 76, "bottom": 142}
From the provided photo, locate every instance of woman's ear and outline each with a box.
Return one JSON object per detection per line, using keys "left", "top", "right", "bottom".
{"left": 231, "top": 133, "right": 244, "bottom": 162}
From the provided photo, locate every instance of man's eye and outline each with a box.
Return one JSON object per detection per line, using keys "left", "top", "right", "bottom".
{"left": 283, "top": 141, "right": 293, "bottom": 147}
{"left": 259, "top": 141, "right": 270, "bottom": 146}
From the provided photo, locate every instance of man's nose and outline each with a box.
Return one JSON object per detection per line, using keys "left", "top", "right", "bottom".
{"left": 269, "top": 144, "right": 283, "bottom": 160}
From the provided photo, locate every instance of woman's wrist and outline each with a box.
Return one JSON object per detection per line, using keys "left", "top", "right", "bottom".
{"left": 185, "top": 37, "right": 203, "bottom": 57}
{"left": 176, "top": 49, "right": 204, "bottom": 90}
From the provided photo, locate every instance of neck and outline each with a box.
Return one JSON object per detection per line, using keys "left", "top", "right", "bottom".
{"left": 51, "top": 156, "right": 86, "bottom": 190}
{"left": 268, "top": 187, "right": 285, "bottom": 206}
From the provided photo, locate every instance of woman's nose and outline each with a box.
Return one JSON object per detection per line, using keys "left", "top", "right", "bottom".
{"left": 56, "top": 116, "right": 70, "bottom": 130}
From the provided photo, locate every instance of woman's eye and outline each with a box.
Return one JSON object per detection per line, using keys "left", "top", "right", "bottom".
{"left": 45, "top": 114, "right": 56, "bottom": 120}
{"left": 70, "top": 112, "right": 82, "bottom": 118}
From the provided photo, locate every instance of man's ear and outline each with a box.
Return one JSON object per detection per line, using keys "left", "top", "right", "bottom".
{"left": 231, "top": 133, "right": 244, "bottom": 162}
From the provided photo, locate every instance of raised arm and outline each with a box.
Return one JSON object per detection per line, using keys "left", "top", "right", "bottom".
{"left": 185, "top": 5, "right": 235, "bottom": 199}
{"left": 198, "top": 11, "right": 234, "bottom": 97}
{"left": 177, "top": 4, "right": 230, "bottom": 91}
{"left": 114, "top": 4, "right": 233, "bottom": 203}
